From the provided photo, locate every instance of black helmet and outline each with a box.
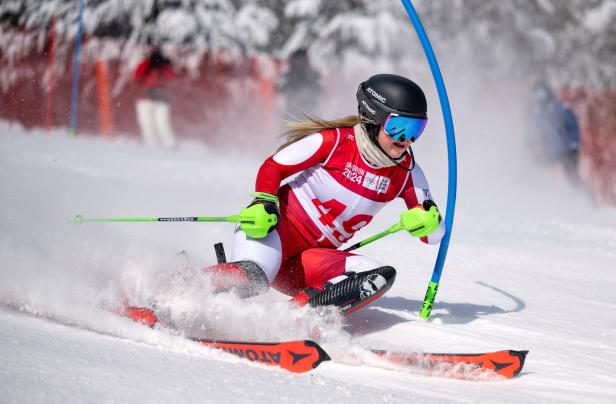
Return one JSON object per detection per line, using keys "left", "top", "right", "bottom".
{"left": 357, "top": 74, "right": 427, "bottom": 125}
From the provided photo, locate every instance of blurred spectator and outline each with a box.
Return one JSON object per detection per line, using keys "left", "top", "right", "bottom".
{"left": 277, "top": 48, "right": 322, "bottom": 117}
{"left": 529, "top": 83, "right": 580, "bottom": 183}
{"left": 134, "top": 47, "right": 176, "bottom": 149}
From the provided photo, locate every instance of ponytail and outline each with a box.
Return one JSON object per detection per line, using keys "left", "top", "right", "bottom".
{"left": 277, "top": 114, "right": 361, "bottom": 151}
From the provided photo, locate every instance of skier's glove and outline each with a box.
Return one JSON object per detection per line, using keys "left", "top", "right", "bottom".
{"left": 403, "top": 200, "right": 441, "bottom": 238}
{"left": 239, "top": 192, "right": 280, "bottom": 239}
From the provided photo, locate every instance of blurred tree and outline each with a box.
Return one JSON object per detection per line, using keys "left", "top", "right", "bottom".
{"left": 1, "top": 0, "right": 615, "bottom": 87}
{"left": 420, "top": 0, "right": 616, "bottom": 88}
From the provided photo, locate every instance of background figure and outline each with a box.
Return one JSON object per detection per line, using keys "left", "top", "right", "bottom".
{"left": 276, "top": 48, "right": 322, "bottom": 117}
{"left": 134, "top": 47, "right": 176, "bottom": 149}
{"left": 529, "top": 83, "right": 580, "bottom": 183}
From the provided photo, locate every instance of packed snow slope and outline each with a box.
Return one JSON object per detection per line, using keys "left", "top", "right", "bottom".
{"left": 1, "top": 84, "right": 616, "bottom": 402}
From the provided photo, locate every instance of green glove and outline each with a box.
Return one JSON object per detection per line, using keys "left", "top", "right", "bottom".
{"left": 402, "top": 200, "right": 441, "bottom": 238}
{"left": 239, "top": 192, "right": 280, "bottom": 239}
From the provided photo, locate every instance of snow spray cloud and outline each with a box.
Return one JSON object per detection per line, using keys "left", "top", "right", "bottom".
{"left": 0, "top": 123, "right": 353, "bottom": 345}
{"left": 0, "top": 124, "right": 219, "bottom": 330}
{"left": 120, "top": 265, "right": 348, "bottom": 343}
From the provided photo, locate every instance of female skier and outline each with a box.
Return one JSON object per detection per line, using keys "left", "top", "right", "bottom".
{"left": 209, "top": 73, "right": 445, "bottom": 315}
{"left": 125, "top": 73, "right": 444, "bottom": 326}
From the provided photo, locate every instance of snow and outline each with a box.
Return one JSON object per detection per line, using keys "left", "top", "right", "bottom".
{"left": 583, "top": 0, "right": 616, "bottom": 31}
{"left": 1, "top": 74, "right": 616, "bottom": 403}
{"left": 235, "top": 5, "right": 279, "bottom": 48}
{"left": 156, "top": 9, "right": 199, "bottom": 45}
{"left": 285, "top": 0, "right": 321, "bottom": 18}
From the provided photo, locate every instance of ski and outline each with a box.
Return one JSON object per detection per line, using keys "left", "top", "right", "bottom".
{"left": 372, "top": 349, "right": 528, "bottom": 379}
{"left": 195, "top": 339, "right": 331, "bottom": 373}
{"left": 122, "top": 306, "right": 329, "bottom": 373}
{"left": 122, "top": 306, "right": 526, "bottom": 377}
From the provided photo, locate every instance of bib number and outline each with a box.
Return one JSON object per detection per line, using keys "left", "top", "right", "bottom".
{"left": 312, "top": 198, "right": 373, "bottom": 242}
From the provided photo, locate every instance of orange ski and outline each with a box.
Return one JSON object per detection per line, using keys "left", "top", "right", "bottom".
{"left": 372, "top": 349, "right": 528, "bottom": 379}
{"left": 196, "top": 339, "right": 331, "bottom": 373}
{"left": 120, "top": 306, "right": 329, "bottom": 373}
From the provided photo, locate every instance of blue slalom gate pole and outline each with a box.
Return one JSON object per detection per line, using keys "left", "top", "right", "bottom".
{"left": 68, "top": 0, "right": 85, "bottom": 135}
{"left": 400, "top": 0, "right": 458, "bottom": 319}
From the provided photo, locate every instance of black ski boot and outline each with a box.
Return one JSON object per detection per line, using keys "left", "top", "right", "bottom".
{"left": 292, "top": 266, "right": 396, "bottom": 315}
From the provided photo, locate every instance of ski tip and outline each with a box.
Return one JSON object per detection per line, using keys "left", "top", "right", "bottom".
{"left": 303, "top": 340, "right": 332, "bottom": 365}
{"left": 509, "top": 350, "right": 529, "bottom": 378}
{"left": 370, "top": 348, "right": 529, "bottom": 380}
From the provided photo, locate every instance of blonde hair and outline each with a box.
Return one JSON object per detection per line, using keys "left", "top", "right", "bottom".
{"left": 277, "top": 114, "right": 361, "bottom": 151}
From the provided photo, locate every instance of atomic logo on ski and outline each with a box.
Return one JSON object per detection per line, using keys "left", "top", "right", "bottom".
{"left": 372, "top": 349, "right": 528, "bottom": 379}
{"left": 288, "top": 351, "right": 311, "bottom": 365}
{"left": 196, "top": 339, "right": 331, "bottom": 373}
{"left": 489, "top": 360, "right": 514, "bottom": 372}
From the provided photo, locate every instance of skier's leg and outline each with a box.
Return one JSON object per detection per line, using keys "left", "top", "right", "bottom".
{"left": 124, "top": 229, "right": 278, "bottom": 326}
{"left": 229, "top": 225, "right": 282, "bottom": 283}
{"left": 202, "top": 260, "right": 269, "bottom": 298}
{"left": 276, "top": 249, "right": 396, "bottom": 315}
{"left": 305, "top": 265, "right": 396, "bottom": 316}
{"left": 135, "top": 99, "right": 158, "bottom": 146}
{"left": 273, "top": 248, "right": 351, "bottom": 296}
{"left": 153, "top": 100, "right": 176, "bottom": 149}
{"left": 200, "top": 226, "right": 282, "bottom": 298}
{"left": 201, "top": 209, "right": 312, "bottom": 299}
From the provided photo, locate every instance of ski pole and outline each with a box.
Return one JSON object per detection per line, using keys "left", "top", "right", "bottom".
{"left": 73, "top": 204, "right": 278, "bottom": 239}
{"left": 344, "top": 211, "right": 424, "bottom": 252}
{"left": 72, "top": 214, "right": 242, "bottom": 224}
{"left": 343, "top": 225, "right": 399, "bottom": 252}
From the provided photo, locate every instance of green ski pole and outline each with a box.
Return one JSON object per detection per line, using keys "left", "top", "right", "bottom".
{"left": 72, "top": 204, "right": 278, "bottom": 239}
{"left": 72, "top": 214, "right": 242, "bottom": 224}
{"left": 344, "top": 210, "right": 424, "bottom": 252}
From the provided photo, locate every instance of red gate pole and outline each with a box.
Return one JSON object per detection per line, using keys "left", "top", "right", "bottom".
{"left": 45, "top": 15, "right": 56, "bottom": 130}
{"left": 95, "top": 59, "right": 115, "bottom": 136}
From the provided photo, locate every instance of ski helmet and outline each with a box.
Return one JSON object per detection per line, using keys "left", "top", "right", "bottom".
{"left": 357, "top": 74, "right": 428, "bottom": 142}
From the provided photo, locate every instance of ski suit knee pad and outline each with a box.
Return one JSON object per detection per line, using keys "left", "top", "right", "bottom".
{"left": 204, "top": 260, "right": 270, "bottom": 298}
{"left": 307, "top": 266, "right": 396, "bottom": 315}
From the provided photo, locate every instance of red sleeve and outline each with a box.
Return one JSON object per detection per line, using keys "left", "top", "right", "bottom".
{"left": 162, "top": 65, "right": 175, "bottom": 78}
{"left": 255, "top": 131, "right": 338, "bottom": 195}
{"left": 399, "top": 181, "right": 420, "bottom": 209}
{"left": 134, "top": 60, "right": 150, "bottom": 82}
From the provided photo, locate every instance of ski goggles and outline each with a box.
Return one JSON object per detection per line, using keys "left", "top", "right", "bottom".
{"left": 383, "top": 114, "right": 428, "bottom": 142}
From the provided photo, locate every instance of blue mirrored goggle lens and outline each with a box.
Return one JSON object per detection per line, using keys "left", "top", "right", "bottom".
{"left": 384, "top": 115, "right": 427, "bottom": 142}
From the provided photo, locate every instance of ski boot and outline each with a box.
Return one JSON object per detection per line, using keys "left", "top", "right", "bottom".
{"left": 291, "top": 266, "right": 396, "bottom": 316}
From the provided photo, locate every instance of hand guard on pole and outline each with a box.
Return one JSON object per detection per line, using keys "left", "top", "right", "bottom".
{"left": 239, "top": 192, "right": 280, "bottom": 239}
